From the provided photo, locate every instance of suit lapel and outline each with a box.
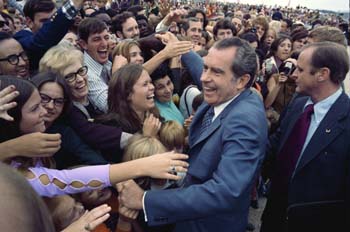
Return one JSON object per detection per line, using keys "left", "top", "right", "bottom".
{"left": 278, "top": 99, "right": 307, "bottom": 152}
{"left": 189, "top": 89, "right": 252, "bottom": 148}
{"left": 294, "top": 93, "right": 350, "bottom": 174}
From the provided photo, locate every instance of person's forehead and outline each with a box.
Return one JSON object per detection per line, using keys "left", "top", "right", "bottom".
{"left": 123, "top": 17, "right": 137, "bottom": 28}
{"left": 205, "top": 47, "right": 237, "bottom": 65}
{"left": 218, "top": 29, "right": 232, "bottom": 32}
{"left": 189, "top": 21, "right": 201, "bottom": 28}
{"left": 232, "top": 18, "right": 241, "bottom": 24}
{"left": 298, "top": 47, "right": 313, "bottom": 65}
{"left": 195, "top": 12, "right": 204, "bottom": 18}
{"left": 88, "top": 29, "right": 109, "bottom": 40}
{"left": 0, "top": 39, "right": 23, "bottom": 56}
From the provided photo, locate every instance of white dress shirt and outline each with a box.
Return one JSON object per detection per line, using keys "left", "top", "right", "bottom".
{"left": 84, "top": 52, "right": 112, "bottom": 113}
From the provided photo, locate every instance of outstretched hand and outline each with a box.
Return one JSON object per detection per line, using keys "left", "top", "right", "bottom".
{"left": 143, "top": 113, "right": 161, "bottom": 137}
{"left": 138, "top": 151, "right": 189, "bottom": 180}
{"left": 0, "top": 85, "right": 18, "bottom": 121}
{"left": 62, "top": 204, "right": 111, "bottom": 232}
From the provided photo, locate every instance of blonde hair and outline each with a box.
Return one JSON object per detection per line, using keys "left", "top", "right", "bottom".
{"left": 269, "top": 20, "right": 281, "bottom": 35}
{"left": 112, "top": 39, "right": 140, "bottom": 63}
{"left": 39, "top": 42, "right": 83, "bottom": 77}
{"left": 159, "top": 120, "right": 185, "bottom": 151}
{"left": 123, "top": 134, "right": 167, "bottom": 162}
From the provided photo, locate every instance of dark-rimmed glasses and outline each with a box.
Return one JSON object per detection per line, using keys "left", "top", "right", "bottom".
{"left": 0, "top": 51, "right": 28, "bottom": 65}
{"left": 40, "top": 93, "right": 66, "bottom": 107}
{"left": 65, "top": 66, "right": 88, "bottom": 83}
{"left": 0, "top": 20, "right": 9, "bottom": 28}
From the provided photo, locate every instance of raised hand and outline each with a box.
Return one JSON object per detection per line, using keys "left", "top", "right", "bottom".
{"left": 20, "top": 132, "right": 62, "bottom": 157}
{"left": 143, "top": 113, "right": 161, "bottom": 137}
{"left": 0, "top": 85, "right": 18, "bottom": 121}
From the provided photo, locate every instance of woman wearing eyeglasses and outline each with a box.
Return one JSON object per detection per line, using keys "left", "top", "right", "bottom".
{"left": 39, "top": 42, "right": 140, "bottom": 164}
{"left": 31, "top": 71, "right": 108, "bottom": 169}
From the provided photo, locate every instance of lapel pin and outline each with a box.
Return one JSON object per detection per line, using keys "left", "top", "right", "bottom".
{"left": 325, "top": 129, "right": 331, "bottom": 133}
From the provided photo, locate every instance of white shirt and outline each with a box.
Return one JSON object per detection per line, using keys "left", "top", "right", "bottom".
{"left": 294, "top": 88, "right": 342, "bottom": 173}
{"left": 84, "top": 52, "right": 112, "bottom": 113}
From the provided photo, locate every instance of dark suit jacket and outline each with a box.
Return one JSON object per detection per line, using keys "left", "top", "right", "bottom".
{"left": 14, "top": 8, "right": 74, "bottom": 73}
{"left": 262, "top": 92, "right": 350, "bottom": 232}
{"left": 144, "top": 89, "right": 268, "bottom": 232}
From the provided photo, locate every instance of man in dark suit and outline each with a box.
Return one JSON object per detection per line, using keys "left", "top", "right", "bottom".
{"left": 117, "top": 37, "right": 268, "bottom": 232}
{"left": 261, "top": 41, "right": 350, "bottom": 232}
{"left": 14, "top": 0, "right": 84, "bottom": 73}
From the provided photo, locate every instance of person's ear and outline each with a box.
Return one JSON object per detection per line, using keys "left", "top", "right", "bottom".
{"left": 316, "top": 67, "right": 330, "bottom": 82}
{"left": 25, "top": 17, "right": 34, "bottom": 30}
{"left": 79, "top": 39, "right": 88, "bottom": 51}
{"left": 180, "top": 28, "right": 186, "bottom": 37}
{"left": 236, "top": 74, "right": 250, "bottom": 90}
{"left": 116, "top": 31, "right": 124, "bottom": 39}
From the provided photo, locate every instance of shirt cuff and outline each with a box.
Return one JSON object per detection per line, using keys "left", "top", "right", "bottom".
{"left": 120, "top": 132, "right": 133, "bottom": 149}
{"left": 142, "top": 191, "right": 148, "bottom": 222}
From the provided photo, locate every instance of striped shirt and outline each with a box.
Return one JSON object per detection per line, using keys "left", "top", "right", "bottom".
{"left": 84, "top": 52, "right": 112, "bottom": 113}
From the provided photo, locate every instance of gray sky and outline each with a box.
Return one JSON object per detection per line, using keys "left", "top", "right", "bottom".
{"left": 228, "top": 0, "right": 348, "bottom": 12}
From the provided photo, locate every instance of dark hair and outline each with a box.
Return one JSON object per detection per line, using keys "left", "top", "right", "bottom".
{"left": 213, "top": 19, "right": 237, "bottom": 38}
{"left": 180, "top": 17, "right": 200, "bottom": 33}
{"left": 0, "top": 75, "right": 36, "bottom": 143}
{"left": 0, "top": 32, "right": 12, "bottom": 42}
{"left": 187, "top": 8, "right": 208, "bottom": 29}
{"left": 239, "top": 32, "right": 259, "bottom": 44}
{"left": 127, "top": 5, "right": 144, "bottom": 16}
{"left": 192, "top": 93, "right": 204, "bottom": 112}
{"left": 282, "top": 18, "right": 293, "bottom": 29}
{"left": 31, "top": 72, "right": 71, "bottom": 121}
{"left": 1, "top": 12, "right": 14, "bottom": 25}
{"left": 138, "top": 35, "right": 165, "bottom": 62}
{"left": 23, "top": 0, "right": 56, "bottom": 20}
{"left": 78, "top": 17, "right": 108, "bottom": 42}
{"left": 201, "top": 30, "right": 211, "bottom": 44}
{"left": 150, "top": 62, "right": 171, "bottom": 82}
{"left": 111, "top": 11, "right": 134, "bottom": 34}
{"left": 135, "top": 14, "right": 148, "bottom": 23}
{"left": 268, "top": 35, "right": 292, "bottom": 58}
{"left": 99, "top": 64, "right": 154, "bottom": 133}
{"left": 214, "top": 38, "right": 258, "bottom": 87}
{"left": 306, "top": 42, "right": 349, "bottom": 84}
{"left": 291, "top": 28, "right": 308, "bottom": 42}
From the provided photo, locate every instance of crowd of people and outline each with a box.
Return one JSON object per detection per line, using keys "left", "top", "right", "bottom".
{"left": 0, "top": 0, "right": 349, "bottom": 231}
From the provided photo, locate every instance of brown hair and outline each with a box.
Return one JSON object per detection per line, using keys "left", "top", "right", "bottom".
{"left": 159, "top": 120, "right": 185, "bottom": 151}
{"left": 111, "top": 39, "right": 140, "bottom": 63}
{"left": 98, "top": 64, "right": 160, "bottom": 133}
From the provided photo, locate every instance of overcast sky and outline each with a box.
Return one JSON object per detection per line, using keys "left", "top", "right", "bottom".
{"left": 228, "top": 0, "right": 348, "bottom": 12}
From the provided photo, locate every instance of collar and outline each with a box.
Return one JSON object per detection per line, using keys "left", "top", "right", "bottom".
{"left": 213, "top": 93, "right": 241, "bottom": 120}
{"left": 304, "top": 88, "right": 342, "bottom": 124}
{"left": 84, "top": 52, "right": 111, "bottom": 75}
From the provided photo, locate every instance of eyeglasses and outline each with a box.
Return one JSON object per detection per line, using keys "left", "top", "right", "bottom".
{"left": 0, "top": 51, "right": 28, "bottom": 65}
{"left": 40, "top": 93, "right": 66, "bottom": 107}
{"left": 65, "top": 66, "right": 88, "bottom": 83}
{"left": 0, "top": 20, "right": 9, "bottom": 28}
